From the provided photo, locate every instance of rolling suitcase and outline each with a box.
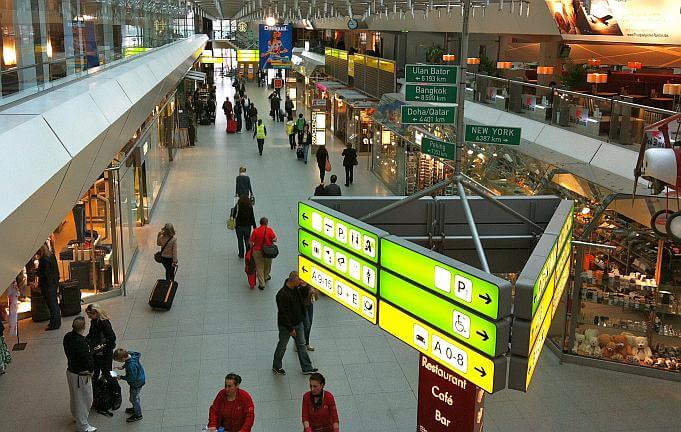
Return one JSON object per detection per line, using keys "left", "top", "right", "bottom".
{"left": 31, "top": 294, "right": 51, "bottom": 322}
{"left": 59, "top": 280, "right": 81, "bottom": 316}
{"left": 296, "top": 146, "right": 304, "bottom": 160}
{"left": 149, "top": 266, "right": 178, "bottom": 311}
{"left": 226, "top": 118, "right": 237, "bottom": 134}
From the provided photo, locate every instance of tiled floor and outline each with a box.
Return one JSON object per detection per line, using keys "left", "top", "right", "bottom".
{"left": 2, "top": 78, "right": 680, "bottom": 432}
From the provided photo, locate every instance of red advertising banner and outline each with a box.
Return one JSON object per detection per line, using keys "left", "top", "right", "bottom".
{"left": 417, "top": 354, "right": 485, "bottom": 432}
{"left": 274, "top": 78, "right": 284, "bottom": 89}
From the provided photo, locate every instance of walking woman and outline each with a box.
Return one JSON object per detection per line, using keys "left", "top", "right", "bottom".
{"left": 207, "top": 373, "right": 255, "bottom": 432}
{"left": 301, "top": 373, "right": 339, "bottom": 432}
{"left": 156, "top": 223, "right": 177, "bottom": 280}
{"left": 341, "top": 143, "right": 358, "bottom": 186}
{"left": 85, "top": 303, "right": 116, "bottom": 385}
{"left": 315, "top": 145, "right": 329, "bottom": 183}
{"left": 234, "top": 195, "right": 256, "bottom": 258}
{"left": 302, "top": 124, "right": 313, "bottom": 164}
{"left": 38, "top": 243, "right": 61, "bottom": 330}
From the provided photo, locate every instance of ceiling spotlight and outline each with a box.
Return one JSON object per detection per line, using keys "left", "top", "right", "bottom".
{"left": 265, "top": 16, "right": 276, "bottom": 26}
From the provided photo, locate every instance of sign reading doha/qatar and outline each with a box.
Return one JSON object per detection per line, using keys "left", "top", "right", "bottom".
{"left": 418, "top": 354, "right": 485, "bottom": 432}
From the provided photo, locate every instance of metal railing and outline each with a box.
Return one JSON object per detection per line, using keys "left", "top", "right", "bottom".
{"left": 464, "top": 72, "right": 678, "bottom": 149}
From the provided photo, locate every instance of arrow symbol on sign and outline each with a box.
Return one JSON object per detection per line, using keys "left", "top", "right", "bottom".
{"left": 476, "top": 330, "right": 489, "bottom": 341}
{"left": 302, "top": 240, "right": 309, "bottom": 247}
{"left": 479, "top": 293, "right": 492, "bottom": 305}
{"left": 474, "top": 366, "right": 487, "bottom": 377}
{"left": 302, "top": 213, "right": 309, "bottom": 220}
{"left": 302, "top": 266, "right": 308, "bottom": 273}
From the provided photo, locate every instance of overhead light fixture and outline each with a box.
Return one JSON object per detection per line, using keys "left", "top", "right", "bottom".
{"left": 497, "top": 61, "right": 512, "bottom": 69}
{"left": 265, "top": 16, "right": 276, "bottom": 26}
{"left": 537, "top": 66, "right": 554, "bottom": 75}
{"left": 467, "top": 57, "right": 480, "bottom": 65}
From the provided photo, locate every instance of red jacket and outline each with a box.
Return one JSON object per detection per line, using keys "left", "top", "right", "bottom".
{"left": 302, "top": 391, "right": 339, "bottom": 431}
{"left": 208, "top": 388, "right": 255, "bottom": 432}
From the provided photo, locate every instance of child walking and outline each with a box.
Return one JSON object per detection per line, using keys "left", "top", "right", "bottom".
{"left": 114, "top": 348, "right": 146, "bottom": 422}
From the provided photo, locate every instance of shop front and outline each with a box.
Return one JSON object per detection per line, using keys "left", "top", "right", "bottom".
{"left": 329, "top": 89, "right": 370, "bottom": 142}
{"left": 346, "top": 100, "right": 377, "bottom": 153}
{"left": 314, "top": 80, "right": 347, "bottom": 128}
{"left": 370, "top": 92, "right": 681, "bottom": 380}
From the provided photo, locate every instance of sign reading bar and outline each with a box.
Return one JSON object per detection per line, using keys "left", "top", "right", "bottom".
{"left": 298, "top": 201, "right": 383, "bottom": 263}
{"left": 379, "top": 301, "right": 505, "bottom": 393}
{"left": 464, "top": 125, "right": 522, "bottom": 146}
{"left": 380, "top": 236, "right": 512, "bottom": 320}
{"left": 418, "top": 354, "right": 485, "bottom": 432}
{"left": 380, "top": 271, "right": 510, "bottom": 357}
{"left": 406, "top": 64, "right": 458, "bottom": 84}
{"left": 298, "top": 256, "right": 377, "bottom": 324}
{"left": 298, "top": 229, "right": 378, "bottom": 294}
{"left": 401, "top": 106, "right": 456, "bottom": 124}
{"left": 405, "top": 84, "right": 457, "bottom": 104}
{"left": 422, "top": 136, "right": 455, "bottom": 161}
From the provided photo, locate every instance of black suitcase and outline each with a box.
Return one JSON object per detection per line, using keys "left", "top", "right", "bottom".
{"left": 59, "top": 280, "right": 81, "bottom": 316}
{"left": 149, "top": 279, "right": 178, "bottom": 310}
{"left": 31, "top": 294, "right": 51, "bottom": 322}
{"left": 296, "top": 146, "right": 305, "bottom": 160}
{"left": 93, "top": 377, "right": 122, "bottom": 416}
{"left": 70, "top": 261, "right": 92, "bottom": 290}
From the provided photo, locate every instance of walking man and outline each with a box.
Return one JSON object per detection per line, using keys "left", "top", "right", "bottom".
{"left": 234, "top": 96, "right": 243, "bottom": 133}
{"left": 253, "top": 119, "right": 267, "bottom": 156}
{"left": 272, "top": 272, "right": 318, "bottom": 376}
{"left": 63, "top": 316, "right": 96, "bottom": 432}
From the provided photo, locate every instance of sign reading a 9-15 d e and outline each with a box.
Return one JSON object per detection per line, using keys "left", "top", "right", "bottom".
{"left": 406, "top": 84, "right": 457, "bottom": 103}
{"left": 406, "top": 64, "right": 458, "bottom": 84}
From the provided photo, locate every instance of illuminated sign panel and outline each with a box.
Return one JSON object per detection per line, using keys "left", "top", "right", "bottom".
{"left": 380, "top": 271, "right": 509, "bottom": 357}
{"left": 379, "top": 301, "right": 506, "bottom": 393}
{"left": 298, "top": 201, "right": 381, "bottom": 263}
{"left": 298, "top": 256, "right": 377, "bottom": 324}
{"left": 380, "top": 236, "right": 512, "bottom": 320}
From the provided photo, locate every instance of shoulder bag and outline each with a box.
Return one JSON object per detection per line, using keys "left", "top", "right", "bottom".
{"left": 325, "top": 157, "right": 332, "bottom": 172}
{"left": 227, "top": 205, "right": 238, "bottom": 230}
{"left": 261, "top": 227, "right": 279, "bottom": 259}
{"left": 154, "top": 236, "right": 173, "bottom": 263}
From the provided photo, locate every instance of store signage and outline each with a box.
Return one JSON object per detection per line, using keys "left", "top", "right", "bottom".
{"left": 298, "top": 201, "right": 384, "bottom": 263}
{"left": 422, "top": 136, "right": 456, "bottom": 161}
{"left": 298, "top": 256, "right": 377, "bottom": 324}
{"left": 401, "top": 105, "right": 456, "bottom": 124}
{"left": 380, "top": 236, "right": 512, "bottom": 320}
{"left": 273, "top": 78, "right": 283, "bottom": 89}
{"left": 236, "top": 49, "right": 259, "bottom": 62}
{"left": 312, "top": 99, "right": 327, "bottom": 108}
{"left": 298, "top": 229, "right": 378, "bottom": 294}
{"left": 405, "top": 64, "right": 458, "bottom": 84}
{"left": 380, "top": 271, "right": 510, "bottom": 357}
{"left": 417, "top": 354, "right": 485, "bottom": 432}
{"left": 464, "top": 125, "right": 522, "bottom": 146}
{"left": 405, "top": 84, "right": 457, "bottom": 104}
{"left": 237, "top": 21, "right": 248, "bottom": 33}
{"left": 379, "top": 301, "right": 506, "bottom": 393}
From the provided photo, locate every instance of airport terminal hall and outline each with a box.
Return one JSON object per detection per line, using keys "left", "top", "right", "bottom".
{"left": 1, "top": 1, "right": 680, "bottom": 431}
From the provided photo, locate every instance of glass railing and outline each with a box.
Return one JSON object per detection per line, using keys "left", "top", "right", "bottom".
{"left": 464, "top": 73, "right": 677, "bottom": 149}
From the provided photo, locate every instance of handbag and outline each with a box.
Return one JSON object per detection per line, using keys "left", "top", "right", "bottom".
{"left": 260, "top": 227, "right": 279, "bottom": 259}
{"left": 227, "top": 205, "right": 238, "bottom": 230}
{"left": 154, "top": 236, "right": 173, "bottom": 263}
{"left": 88, "top": 332, "right": 107, "bottom": 355}
{"left": 325, "top": 158, "right": 332, "bottom": 172}
{"left": 250, "top": 195, "right": 255, "bottom": 206}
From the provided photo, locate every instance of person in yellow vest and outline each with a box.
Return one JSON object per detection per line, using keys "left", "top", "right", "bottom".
{"left": 253, "top": 119, "right": 267, "bottom": 156}
{"left": 286, "top": 119, "right": 296, "bottom": 150}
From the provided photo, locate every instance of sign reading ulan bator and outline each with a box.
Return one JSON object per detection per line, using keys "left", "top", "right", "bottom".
{"left": 406, "top": 64, "right": 459, "bottom": 84}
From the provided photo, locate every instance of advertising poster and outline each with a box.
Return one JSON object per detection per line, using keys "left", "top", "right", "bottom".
{"left": 545, "top": 0, "right": 681, "bottom": 44}
{"left": 259, "top": 24, "right": 292, "bottom": 69}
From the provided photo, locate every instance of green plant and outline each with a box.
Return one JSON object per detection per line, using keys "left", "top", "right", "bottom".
{"left": 425, "top": 44, "right": 444, "bottom": 63}
{"left": 561, "top": 62, "right": 588, "bottom": 91}
{"left": 478, "top": 55, "right": 499, "bottom": 77}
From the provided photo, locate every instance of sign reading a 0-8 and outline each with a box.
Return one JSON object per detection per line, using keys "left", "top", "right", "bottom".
{"left": 298, "top": 201, "right": 383, "bottom": 263}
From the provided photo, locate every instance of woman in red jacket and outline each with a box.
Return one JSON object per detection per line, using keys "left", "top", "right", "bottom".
{"left": 302, "top": 373, "right": 339, "bottom": 432}
{"left": 208, "top": 373, "right": 255, "bottom": 432}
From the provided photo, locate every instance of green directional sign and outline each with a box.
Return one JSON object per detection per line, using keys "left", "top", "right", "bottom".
{"left": 298, "top": 229, "right": 378, "bottom": 294}
{"left": 405, "top": 64, "right": 458, "bottom": 84}
{"left": 298, "top": 201, "right": 383, "bottom": 263}
{"left": 401, "top": 105, "right": 456, "bottom": 124}
{"left": 465, "top": 124, "right": 522, "bottom": 146}
{"left": 380, "top": 271, "right": 509, "bottom": 357}
{"left": 421, "top": 136, "right": 455, "bottom": 160}
{"left": 380, "top": 236, "right": 512, "bottom": 320}
{"left": 405, "top": 84, "right": 457, "bottom": 103}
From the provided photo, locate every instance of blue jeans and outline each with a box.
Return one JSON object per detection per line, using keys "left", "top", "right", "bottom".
{"left": 129, "top": 386, "right": 142, "bottom": 416}
{"left": 235, "top": 225, "right": 251, "bottom": 256}
{"left": 303, "top": 304, "right": 314, "bottom": 345}
{"left": 273, "top": 323, "right": 313, "bottom": 372}
{"left": 303, "top": 144, "right": 310, "bottom": 163}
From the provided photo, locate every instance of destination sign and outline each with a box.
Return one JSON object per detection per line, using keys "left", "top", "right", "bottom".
{"left": 464, "top": 125, "right": 522, "bottom": 146}
{"left": 380, "top": 236, "right": 512, "bottom": 320}
{"left": 379, "top": 301, "right": 506, "bottom": 393}
{"left": 298, "top": 256, "right": 377, "bottom": 324}
{"left": 380, "top": 271, "right": 510, "bottom": 357}
{"left": 405, "top": 64, "right": 459, "bottom": 84}
{"left": 406, "top": 84, "right": 457, "bottom": 104}
{"left": 298, "top": 229, "right": 378, "bottom": 294}
{"left": 401, "top": 105, "right": 456, "bottom": 124}
{"left": 421, "top": 136, "right": 455, "bottom": 161}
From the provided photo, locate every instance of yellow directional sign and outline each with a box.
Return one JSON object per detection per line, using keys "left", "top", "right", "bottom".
{"left": 379, "top": 301, "right": 506, "bottom": 393}
{"left": 298, "top": 256, "right": 377, "bottom": 324}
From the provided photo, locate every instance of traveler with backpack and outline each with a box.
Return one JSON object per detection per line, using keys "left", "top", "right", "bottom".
{"left": 249, "top": 217, "right": 277, "bottom": 290}
{"left": 296, "top": 114, "right": 307, "bottom": 146}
